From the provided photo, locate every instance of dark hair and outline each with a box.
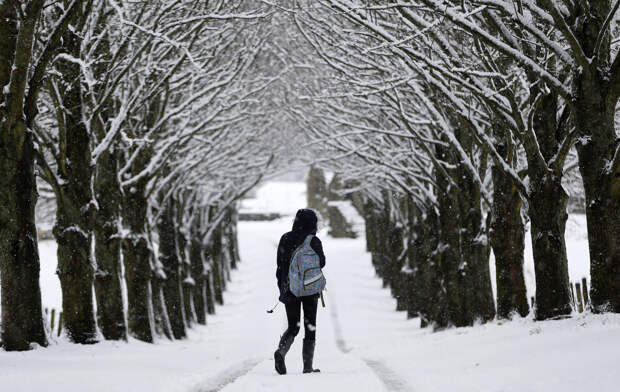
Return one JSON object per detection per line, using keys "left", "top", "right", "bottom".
{"left": 292, "top": 208, "right": 318, "bottom": 234}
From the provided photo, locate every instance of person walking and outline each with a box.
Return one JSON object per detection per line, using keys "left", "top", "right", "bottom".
{"left": 274, "top": 209, "right": 326, "bottom": 375}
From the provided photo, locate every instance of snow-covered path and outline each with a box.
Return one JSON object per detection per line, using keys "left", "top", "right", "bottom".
{"left": 203, "top": 217, "right": 409, "bottom": 392}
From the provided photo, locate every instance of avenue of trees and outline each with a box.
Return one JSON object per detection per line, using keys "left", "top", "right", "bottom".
{"left": 2, "top": 0, "right": 619, "bottom": 351}
{"left": 291, "top": 0, "right": 620, "bottom": 328}
{"left": 0, "top": 0, "right": 277, "bottom": 351}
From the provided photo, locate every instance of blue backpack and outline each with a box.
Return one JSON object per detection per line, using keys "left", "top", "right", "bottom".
{"left": 289, "top": 235, "right": 326, "bottom": 297}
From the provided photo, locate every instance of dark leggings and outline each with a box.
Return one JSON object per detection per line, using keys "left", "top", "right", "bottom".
{"left": 284, "top": 296, "right": 318, "bottom": 340}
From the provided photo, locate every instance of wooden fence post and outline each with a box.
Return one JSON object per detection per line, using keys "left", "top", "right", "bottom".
{"left": 50, "top": 309, "right": 56, "bottom": 330}
{"left": 581, "top": 278, "right": 590, "bottom": 309}
{"left": 57, "top": 312, "right": 63, "bottom": 337}
{"left": 575, "top": 282, "right": 584, "bottom": 313}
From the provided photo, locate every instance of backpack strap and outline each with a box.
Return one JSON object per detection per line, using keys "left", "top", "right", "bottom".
{"left": 303, "top": 234, "right": 314, "bottom": 247}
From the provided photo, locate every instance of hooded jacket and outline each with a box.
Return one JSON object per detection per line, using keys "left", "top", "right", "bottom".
{"left": 276, "top": 209, "right": 326, "bottom": 303}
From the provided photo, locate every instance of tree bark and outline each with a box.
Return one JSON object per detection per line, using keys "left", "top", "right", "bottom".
{"left": 571, "top": 2, "right": 620, "bottom": 311}
{"left": 526, "top": 90, "right": 572, "bottom": 320}
{"left": 528, "top": 174, "right": 572, "bottom": 319}
{"left": 191, "top": 250, "right": 208, "bottom": 325}
{"left": 175, "top": 211, "right": 196, "bottom": 327}
{"left": 93, "top": 144, "right": 126, "bottom": 340}
{"left": 157, "top": 198, "right": 186, "bottom": 339}
{"left": 490, "top": 163, "right": 529, "bottom": 318}
{"left": 151, "top": 277, "right": 173, "bottom": 339}
{"left": 574, "top": 100, "right": 620, "bottom": 313}
{"left": 226, "top": 208, "right": 240, "bottom": 270}
{"left": 460, "top": 187, "right": 495, "bottom": 323}
{"left": 0, "top": 1, "right": 48, "bottom": 352}
{"left": 121, "top": 179, "right": 155, "bottom": 342}
{"left": 53, "top": 21, "right": 98, "bottom": 344}
{"left": 373, "top": 195, "right": 391, "bottom": 288}
{"left": 403, "top": 196, "right": 419, "bottom": 319}
{"left": 190, "top": 213, "right": 208, "bottom": 325}
{"left": 0, "top": 124, "right": 47, "bottom": 350}
{"left": 435, "top": 159, "right": 467, "bottom": 328}
{"left": 90, "top": 3, "right": 126, "bottom": 341}
{"left": 205, "top": 266, "right": 217, "bottom": 315}
{"left": 415, "top": 207, "right": 441, "bottom": 328}
{"left": 211, "top": 226, "right": 225, "bottom": 305}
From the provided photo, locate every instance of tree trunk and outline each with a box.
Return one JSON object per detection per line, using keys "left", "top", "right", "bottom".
{"left": 225, "top": 208, "right": 240, "bottom": 270}
{"left": 121, "top": 181, "right": 155, "bottom": 342}
{"left": 572, "top": 0, "right": 620, "bottom": 313}
{"left": 54, "top": 28, "right": 98, "bottom": 344}
{"left": 176, "top": 217, "right": 196, "bottom": 327}
{"left": 580, "top": 172, "right": 620, "bottom": 313}
{"left": 460, "top": 196, "right": 495, "bottom": 323}
{"left": 94, "top": 148, "right": 126, "bottom": 340}
{"left": 364, "top": 200, "right": 378, "bottom": 253}
{"left": 526, "top": 90, "right": 572, "bottom": 320}
{"left": 436, "top": 163, "right": 466, "bottom": 328}
{"left": 0, "top": 127, "right": 47, "bottom": 350}
{"left": 0, "top": 1, "right": 76, "bottom": 350}
{"left": 190, "top": 231, "right": 208, "bottom": 325}
{"left": 0, "top": 10, "right": 47, "bottom": 346}
{"left": 387, "top": 220, "right": 406, "bottom": 310}
{"left": 157, "top": 198, "right": 186, "bottom": 339}
{"left": 575, "top": 105, "right": 620, "bottom": 313}
{"left": 372, "top": 196, "right": 391, "bottom": 287}
{"left": 205, "top": 267, "right": 216, "bottom": 315}
{"left": 152, "top": 277, "right": 173, "bottom": 339}
{"left": 403, "top": 197, "right": 419, "bottom": 319}
{"left": 211, "top": 227, "right": 225, "bottom": 305}
{"left": 307, "top": 166, "right": 328, "bottom": 217}
{"left": 416, "top": 207, "right": 440, "bottom": 328}
{"left": 490, "top": 165, "right": 529, "bottom": 318}
{"left": 528, "top": 174, "right": 572, "bottom": 320}
{"left": 230, "top": 209, "right": 241, "bottom": 269}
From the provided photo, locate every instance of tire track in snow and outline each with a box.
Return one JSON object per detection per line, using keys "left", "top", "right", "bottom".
{"left": 327, "top": 294, "right": 351, "bottom": 353}
{"left": 193, "top": 358, "right": 263, "bottom": 392}
{"left": 362, "top": 359, "right": 413, "bottom": 392}
{"left": 328, "top": 293, "right": 414, "bottom": 392}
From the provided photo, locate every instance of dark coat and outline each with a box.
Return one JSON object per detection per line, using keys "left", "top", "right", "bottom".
{"left": 276, "top": 209, "right": 326, "bottom": 303}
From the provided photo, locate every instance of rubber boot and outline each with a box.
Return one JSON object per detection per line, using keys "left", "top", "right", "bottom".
{"left": 302, "top": 338, "right": 320, "bottom": 373}
{"left": 274, "top": 331, "right": 295, "bottom": 375}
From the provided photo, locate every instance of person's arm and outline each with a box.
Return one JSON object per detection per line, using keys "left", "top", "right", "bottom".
{"left": 310, "top": 236, "right": 326, "bottom": 268}
{"left": 276, "top": 234, "right": 287, "bottom": 291}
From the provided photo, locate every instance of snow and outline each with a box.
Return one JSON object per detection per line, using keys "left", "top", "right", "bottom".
{"left": 1, "top": 181, "right": 618, "bottom": 392}
{"left": 327, "top": 200, "right": 364, "bottom": 234}
{"left": 39, "top": 241, "right": 62, "bottom": 312}
{"left": 240, "top": 181, "right": 306, "bottom": 216}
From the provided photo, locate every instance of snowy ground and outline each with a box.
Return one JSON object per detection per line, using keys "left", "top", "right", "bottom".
{"left": 1, "top": 181, "right": 618, "bottom": 391}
